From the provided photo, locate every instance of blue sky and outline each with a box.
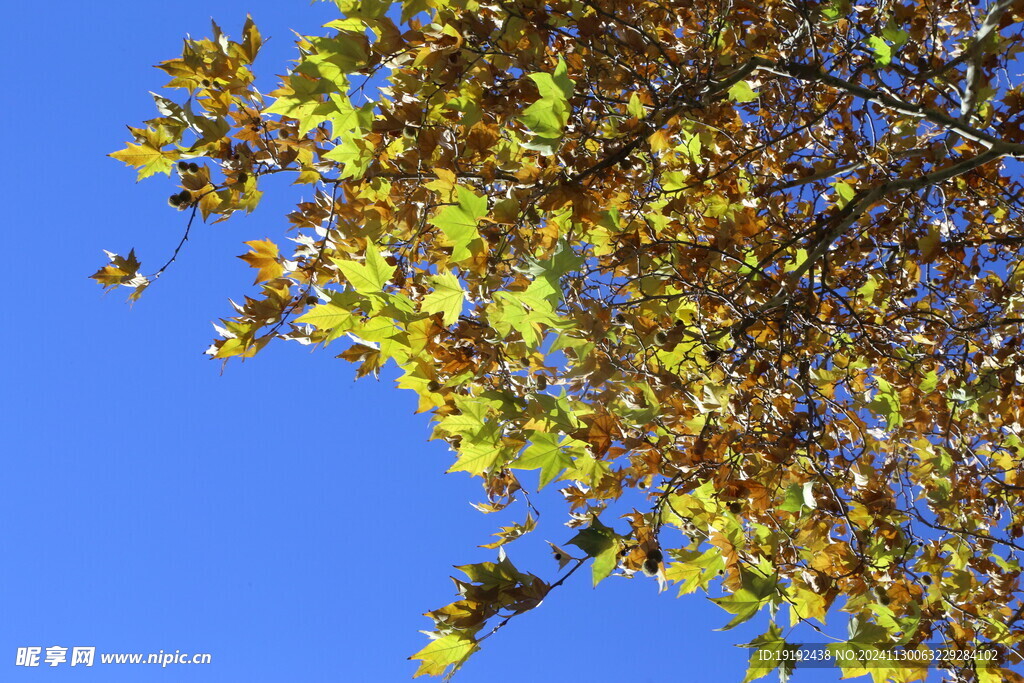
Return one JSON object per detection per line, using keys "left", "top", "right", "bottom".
{"left": 0, "top": 2, "right": 957, "bottom": 682}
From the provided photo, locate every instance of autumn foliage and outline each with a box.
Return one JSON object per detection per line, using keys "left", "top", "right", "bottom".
{"left": 96, "top": 0, "right": 1024, "bottom": 679}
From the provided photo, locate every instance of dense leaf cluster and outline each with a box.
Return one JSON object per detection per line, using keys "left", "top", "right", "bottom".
{"left": 96, "top": 0, "right": 1024, "bottom": 680}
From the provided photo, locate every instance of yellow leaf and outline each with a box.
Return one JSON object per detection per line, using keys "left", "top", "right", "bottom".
{"left": 237, "top": 239, "right": 284, "bottom": 284}
{"left": 110, "top": 142, "right": 179, "bottom": 180}
{"left": 409, "top": 634, "right": 477, "bottom": 678}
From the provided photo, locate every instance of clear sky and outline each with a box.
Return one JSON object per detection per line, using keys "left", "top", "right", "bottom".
{"left": 0, "top": 2, "right": 952, "bottom": 682}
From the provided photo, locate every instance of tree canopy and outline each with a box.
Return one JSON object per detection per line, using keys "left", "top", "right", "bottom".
{"left": 95, "top": 0, "right": 1024, "bottom": 679}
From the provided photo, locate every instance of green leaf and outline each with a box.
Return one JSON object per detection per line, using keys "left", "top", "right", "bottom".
{"left": 778, "top": 484, "right": 805, "bottom": 513}
{"left": 430, "top": 186, "right": 487, "bottom": 262}
{"left": 867, "top": 35, "right": 893, "bottom": 65}
{"left": 521, "top": 57, "right": 574, "bottom": 140}
{"left": 421, "top": 270, "right": 465, "bottom": 326}
{"left": 294, "top": 292, "right": 360, "bottom": 343}
{"left": 325, "top": 95, "right": 374, "bottom": 139}
{"left": 295, "top": 34, "right": 368, "bottom": 89}
{"left": 447, "top": 440, "right": 507, "bottom": 475}
{"left": 563, "top": 454, "right": 611, "bottom": 487}
{"left": 568, "top": 517, "right": 620, "bottom": 586}
{"left": 740, "top": 624, "right": 790, "bottom": 682}
{"left": 439, "top": 395, "right": 506, "bottom": 476}
{"left": 664, "top": 547, "right": 724, "bottom": 595}
{"left": 511, "top": 431, "right": 574, "bottom": 489}
{"left": 519, "top": 239, "right": 583, "bottom": 304}
{"left": 455, "top": 555, "right": 529, "bottom": 589}
{"left": 326, "top": 0, "right": 390, "bottom": 20}
{"left": 354, "top": 316, "right": 410, "bottom": 363}
{"left": 847, "top": 614, "right": 889, "bottom": 644}
{"left": 322, "top": 136, "right": 375, "bottom": 178}
{"left": 332, "top": 243, "right": 396, "bottom": 294}
{"left": 728, "top": 80, "right": 759, "bottom": 103}
{"left": 445, "top": 94, "right": 483, "bottom": 129}
{"left": 881, "top": 24, "right": 909, "bottom": 47}
{"left": 821, "top": 0, "right": 847, "bottom": 20}
{"left": 833, "top": 180, "right": 856, "bottom": 208}
{"left": 409, "top": 633, "right": 478, "bottom": 679}
{"left": 627, "top": 92, "right": 644, "bottom": 118}
{"left": 710, "top": 592, "right": 765, "bottom": 630}
{"left": 709, "top": 570, "right": 777, "bottom": 630}
{"left": 919, "top": 368, "right": 938, "bottom": 394}
{"left": 488, "top": 288, "right": 568, "bottom": 346}
{"left": 868, "top": 376, "right": 903, "bottom": 428}
{"left": 264, "top": 65, "right": 355, "bottom": 135}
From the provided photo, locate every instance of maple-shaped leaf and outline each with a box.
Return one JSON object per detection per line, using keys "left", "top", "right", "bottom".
{"left": 90, "top": 249, "right": 142, "bottom": 288}
{"left": 487, "top": 291, "right": 555, "bottom": 347}
{"left": 337, "top": 342, "right": 382, "bottom": 379}
{"left": 294, "top": 295, "right": 359, "bottom": 344}
{"left": 98, "top": 4, "right": 1024, "bottom": 676}
{"left": 324, "top": 95, "right": 374, "bottom": 140}
{"left": 408, "top": 633, "right": 478, "bottom": 679}
{"left": 518, "top": 239, "right": 583, "bottom": 304}
{"left": 739, "top": 624, "right": 792, "bottom": 683}
{"left": 421, "top": 270, "right": 465, "bottom": 326}
{"left": 510, "top": 431, "right": 573, "bottom": 490}
{"left": 455, "top": 554, "right": 531, "bottom": 590}
{"left": 445, "top": 433, "right": 508, "bottom": 476}
{"left": 562, "top": 454, "right": 610, "bottom": 487}
{"left": 322, "top": 136, "right": 375, "bottom": 178}
{"left": 709, "top": 570, "right": 778, "bottom": 631}
{"left": 90, "top": 249, "right": 150, "bottom": 302}
{"left": 479, "top": 514, "right": 536, "bottom": 549}
{"left": 110, "top": 126, "right": 181, "bottom": 180}
{"left": 332, "top": 243, "right": 395, "bottom": 294}
{"left": 264, "top": 96, "right": 333, "bottom": 136}
{"left": 294, "top": 34, "right": 369, "bottom": 90}
{"left": 237, "top": 239, "right": 284, "bottom": 284}
{"left": 429, "top": 186, "right": 486, "bottom": 263}
{"left": 521, "top": 57, "right": 574, "bottom": 140}
{"left": 664, "top": 547, "right": 726, "bottom": 596}
{"left": 710, "top": 590, "right": 770, "bottom": 631}
{"left": 568, "top": 517, "right": 621, "bottom": 586}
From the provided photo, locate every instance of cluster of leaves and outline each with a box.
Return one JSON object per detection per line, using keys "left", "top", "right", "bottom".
{"left": 96, "top": 0, "right": 1024, "bottom": 680}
